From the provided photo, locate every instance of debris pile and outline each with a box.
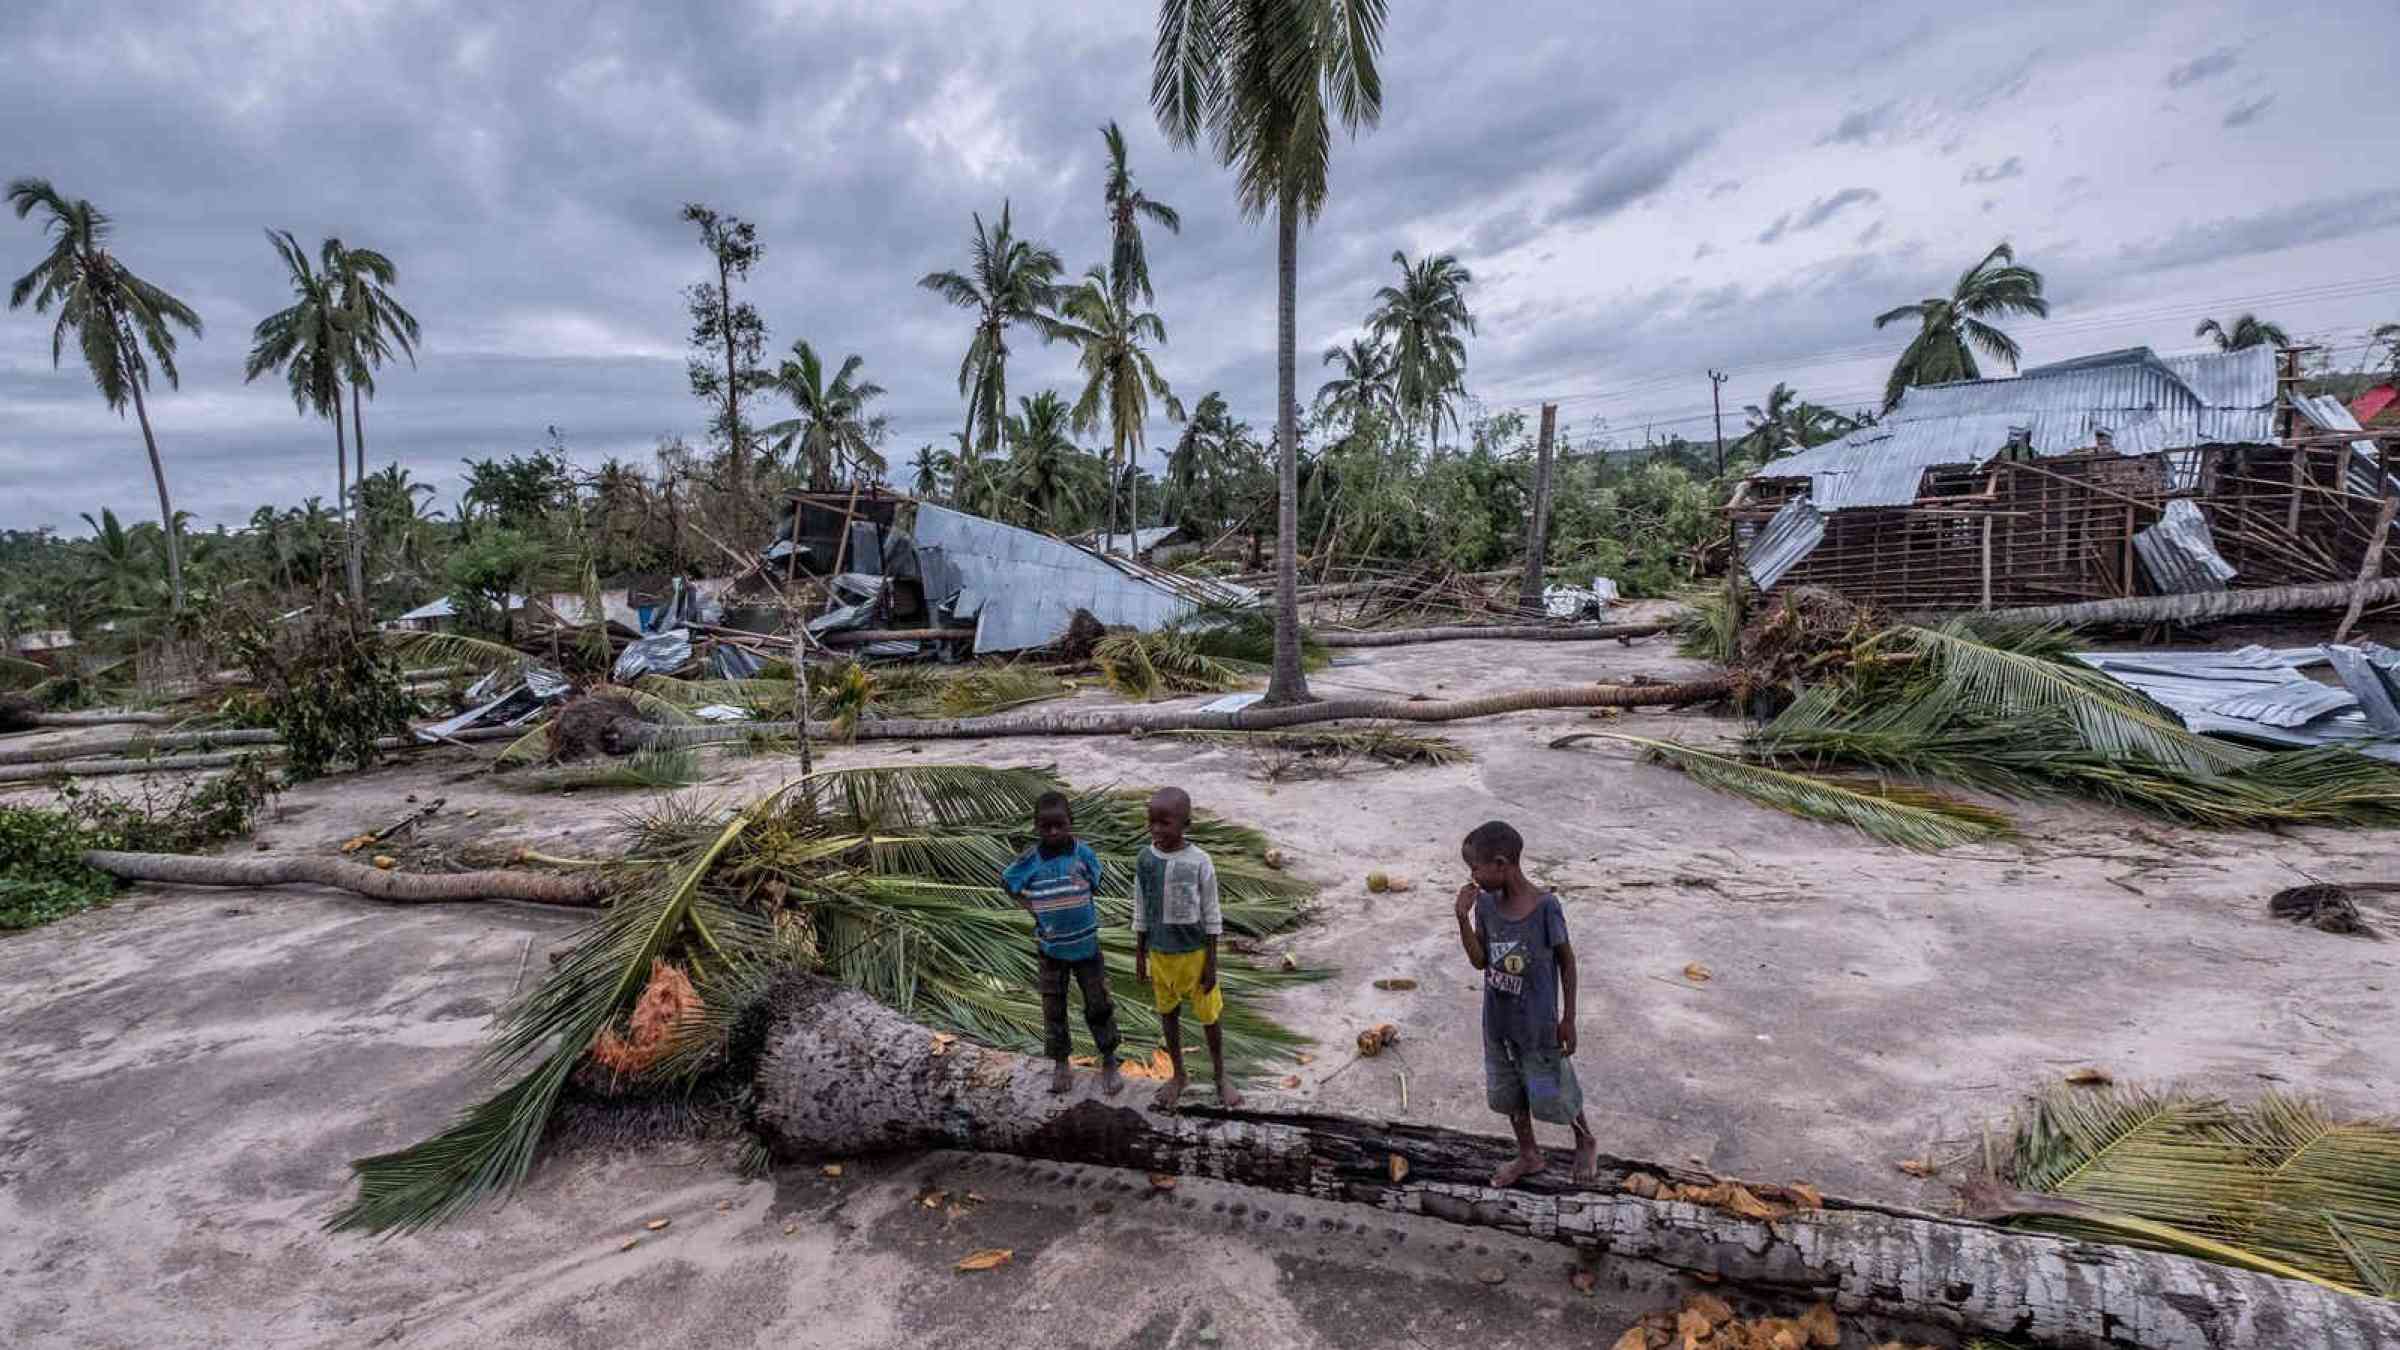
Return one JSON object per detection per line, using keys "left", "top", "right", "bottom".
{"left": 1609, "top": 1292, "right": 1929, "bottom": 1350}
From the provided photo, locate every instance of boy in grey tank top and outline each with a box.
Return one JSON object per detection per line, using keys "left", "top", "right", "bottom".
{"left": 1452, "top": 819, "right": 1597, "bottom": 1187}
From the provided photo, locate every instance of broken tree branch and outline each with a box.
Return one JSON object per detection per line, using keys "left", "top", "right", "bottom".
{"left": 2332, "top": 493, "right": 2398, "bottom": 646}
{"left": 750, "top": 975, "right": 2400, "bottom": 1350}
{"left": 80, "top": 850, "right": 608, "bottom": 906}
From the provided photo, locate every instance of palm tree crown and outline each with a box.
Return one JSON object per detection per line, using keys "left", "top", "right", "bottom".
{"left": 1314, "top": 337, "right": 1395, "bottom": 427}
{"left": 758, "top": 340, "right": 890, "bottom": 490}
{"left": 1102, "top": 121, "right": 1182, "bottom": 307}
{"left": 245, "top": 231, "right": 347, "bottom": 420}
{"left": 2193, "top": 313, "right": 2290, "bottom": 352}
{"left": 9, "top": 178, "right": 203, "bottom": 610}
{"left": 1366, "top": 249, "right": 1474, "bottom": 447}
{"left": 1736, "top": 383, "right": 1859, "bottom": 460}
{"left": 918, "top": 202, "right": 1065, "bottom": 464}
{"left": 1005, "top": 390, "right": 1103, "bottom": 531}
{"left": 1873, "top": 241, "right": 2049, "bottom": 411}
{"left": 1054, "top": 265, "right": 1185, "bottom": 540}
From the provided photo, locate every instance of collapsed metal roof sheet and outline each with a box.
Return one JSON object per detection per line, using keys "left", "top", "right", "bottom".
{"left": 1744, "top": 496, "right": 1825, "bottom": 589}
{"left": 911, "top": 504, "right": 1257, "bottom": 654}
{"left": 2076, "top": 645, "right": 2400, "bottom": 759}
{"left": 2132, "top": 499, "right": 2238, "bottom": 595}
{"left": 1752, "top": 346, "right": 2276, "bottom": 509}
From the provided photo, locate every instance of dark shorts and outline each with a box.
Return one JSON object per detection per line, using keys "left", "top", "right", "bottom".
{"left": 1484, "top": 1037, "right": 1584, "bottom": 1125}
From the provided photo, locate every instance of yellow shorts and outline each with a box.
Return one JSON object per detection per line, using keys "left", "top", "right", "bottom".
{"left": 1148, "top": 948, "right": 1222, "bottom": 1025}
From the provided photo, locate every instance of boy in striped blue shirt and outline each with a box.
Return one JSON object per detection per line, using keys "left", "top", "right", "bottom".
{"left": 1002, "top": 791, "right": 1124, "bottom": 1096}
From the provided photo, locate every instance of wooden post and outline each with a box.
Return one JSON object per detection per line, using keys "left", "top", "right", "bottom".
{"left": 2290, "top": 449, "right": 2307, "bottom": 538}
{"left": 2333, "top": 489, "right": 2398, "bottom": 645}
{"left": 1515, "top": 403, "right": 1558, "bottom": 616}
{"left": 1980, "top": 515, "right": 1994, "bottom": 609}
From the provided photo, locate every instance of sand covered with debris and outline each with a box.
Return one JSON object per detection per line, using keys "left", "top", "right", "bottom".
{"left": 4, "top": 613, "right": 2396, "bottom": 1346}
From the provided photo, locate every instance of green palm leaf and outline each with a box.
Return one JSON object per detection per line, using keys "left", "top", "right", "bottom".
{"left": 381, "top": 627, "right": 532, "bottom": 677}
{"left": 2222, "top": 1093, "right": 2400, "bottom": 1292}
{"left": 1553, "top": 731, "right": 2013, "bottom": 852}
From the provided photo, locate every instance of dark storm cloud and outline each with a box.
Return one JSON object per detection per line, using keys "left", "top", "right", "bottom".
{"left": 2116, "top": 188, "right": 2400, "bottom": 274}
{"left": 1820, "top": 101, "right": 1900, "bottom": 145}
{"left": 1759, "top": 188, "right": 1878, "bottom": 243}
{"left": 1545, "top": 131, "right": 1716, "bottom": 226}
{"left": 2223, "top": 94, "right": 2276, "bottom": 128}
{"left": 1961, "top": 157, "right": 2024, "bottom": 185}
{"left": 2166, "top": 47, "right": 2238, "bottom": 88}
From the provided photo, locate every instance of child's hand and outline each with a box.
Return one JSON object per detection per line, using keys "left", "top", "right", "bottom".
{"left": 1135, "top": 951, "right": 1149, "bottom": 981}
{"left": 1558, "top": 1018, "right": 1577, "bottom": 1056}
{"left": 1454, "top": 883, "right": 1478, "bottom": 918}
{"left": 1200, "top": 957, "right": 1217, "bottom": 994}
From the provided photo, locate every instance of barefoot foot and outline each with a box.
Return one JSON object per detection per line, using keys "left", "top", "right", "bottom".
{"left": 1571, "top": 1133, "right": 1599, "bottom": 1185}
{"left": 1151, "top": 1076, "right": 1187, "bottom": 1112}
{"left": 1217, "top": 1081, "right": 1244, "bottom": 1109}
{"left": 1048, "top": 1061, "right": 1073, "bottom": 1095}
{"left": 1491, "top": 1151, "right": 1545, "bottom": 1188}
{"left": 1100, "top": 1060, "right": 1124, "bottom": 1097}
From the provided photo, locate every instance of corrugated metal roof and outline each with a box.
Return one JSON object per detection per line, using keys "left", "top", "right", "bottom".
{"left": 2075, "top": 645, "right": 2400, "bottom": 759}
{"left": 2326, "top": 643, "right": 2400, "bottom": 732}
{"left": 912, "top": 505, "right": 1257, "bottom": 654}
{"left": 1744, "top": 496, "right": 1825, "bottom": 589}
{"left": 2202, "top": 680, "right": 2356, "bottom": 728}
{"left": 2131, "top": 499, "right": 2237, "bottom": 595}
{"left": 1752, "top": 346, "right": 2275, "bottom": 509}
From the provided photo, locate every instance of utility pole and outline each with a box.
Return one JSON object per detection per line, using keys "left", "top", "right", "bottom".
{"left": 1708, "top": 369, "right": 1729, "bottom": 477}
{"left": 1517, "top": 403, "right": 1559, "bottom": 617}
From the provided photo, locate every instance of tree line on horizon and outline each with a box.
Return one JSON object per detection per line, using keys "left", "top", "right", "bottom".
{"left": 9, "top": 2, "right": 2389, "bottom": 692}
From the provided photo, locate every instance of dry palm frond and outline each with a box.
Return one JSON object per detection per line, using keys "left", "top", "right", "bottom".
{"left": 1093, "top": 630, "right": 1258, "bottom": 700}
{"left": 512, "top": 748, "right": 705, "bottom": 793}
{"left": 935, "top": 665, "right": 1067, "bottom": 718}
{"left": 1553, "top": 731, "right": 2012, "bottom": 852}
{"left": 1673, "top": 588, "right": 1739, "bottom": 663}
{"left": 586, "top": 959, "right": 704, "bottom": 1075}
{"left": 1988, "top": 1083, "right": 2400, "bottom": 1295}
{"left": 381, "top": 627, "right": 530, "bottom": 677}
{"left": 594, "top": 681, "right": 697, "bottom": 726}
{"left": 493, "top": 721, "right": 554, "bottom": 767}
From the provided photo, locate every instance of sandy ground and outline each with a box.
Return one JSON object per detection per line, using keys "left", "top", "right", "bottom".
{"left": 6, "top": 609, "right": 2399, "bottom": 1348}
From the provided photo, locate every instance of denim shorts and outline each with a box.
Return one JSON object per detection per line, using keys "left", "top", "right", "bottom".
{"left": 1484, "top": 1036, "right": 1584, "bottom": 1125}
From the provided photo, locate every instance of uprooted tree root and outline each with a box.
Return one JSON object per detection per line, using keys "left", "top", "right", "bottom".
{"left": 1730, "top": 587, "right": 1888, "bottom": 699}
{"left": 547, "top": 692, "right": 650, "bottom": 761}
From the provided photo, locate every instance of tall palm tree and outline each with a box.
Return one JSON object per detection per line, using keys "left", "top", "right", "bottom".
{"left": 328, "top": 240, "right": 419, "bottom": 600}
{"left": 1101, "top": 121, "right": 1182, "bottom": 307}
{"left": 245, "top": 230, "right": 361, "bottom": 595}
{"left": 918, "top": 202, "right": 1064, "bottom": 468}
{"left": 1164, "top": 391, "right": 1254, "bottom": 533}
{"left": 2193, "top": 313, "right": 2290, "bottom": 352}
{"left": 1873, "top": 242, "right": 2049, "bottom": 411}
{"left": 758, "top": 340, "right": 890, "bottom": 489}
{"left": 1313, "top": 336, "right": 1396, "bottom": 430}
{"left": 1053, "top": 265, "right": 1185, "bottom": 547}
{"left": 8, "top": 179, "right": 203, "bottom": 611}
{"left": 1005, "top": 390, "right": 1103, "bottom": 532}
{"left": 909, "top": 444, "right": 948, "bottom": 500}
{"left": 77, "top": 507, "right": 169, "bottom": 622}
{"left": 1154, "top": 0, "right": 1389, "bottom": 705}
{"left": 2376, "top": 322, "right": 2400, "bottom": 383}
{"left": 1735, "top": 382, "right": 1859, "bottom": 460}
{"left": 1366, "top": 249, "right": 1474, "bottom": 450}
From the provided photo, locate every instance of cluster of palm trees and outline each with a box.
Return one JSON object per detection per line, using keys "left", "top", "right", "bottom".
{"left": 1306, "top": 250, "right": 1477, "bottom": 450}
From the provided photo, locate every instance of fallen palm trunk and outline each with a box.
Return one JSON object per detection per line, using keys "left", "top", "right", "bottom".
{"left": 752, "top": 975, "right": 2400, "bottom": 1350}
{"left": 0, "top": 726, "right": 284, "bottom": 767}
{"left": 1316, "top": 621, "right": 1668, "bottom": 648}
{"left": 621, "top": 678, "right": 1735, "bottom": 749}
{"left": 1982, "top": 577, "right": 2400, "bottom": 628}
{"left": 81, "top": 849, "right": 607, "bottom": 906}
{"left": 19, "top": 709, "right": 179, "bottom": 729}
{"left": 0, "top": 724, "right": 529, "bottom": 782}
{"left": 819, "top": 627, "right": 978, "bottom": 646}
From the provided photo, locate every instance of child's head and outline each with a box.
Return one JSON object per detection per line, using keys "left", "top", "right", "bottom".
{"left": 1146, "top": 786, "right": 1193, "bottom": 851}
{"left": 1033, "top": 790, "right": 1074, "bottom": 853}
{"left": 1460, "top": 820, "right": 1524, "bottom": 892}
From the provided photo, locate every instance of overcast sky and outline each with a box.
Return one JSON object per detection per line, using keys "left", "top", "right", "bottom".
{"left": 5, "top": 0, "right": 2399, "bottom": 534}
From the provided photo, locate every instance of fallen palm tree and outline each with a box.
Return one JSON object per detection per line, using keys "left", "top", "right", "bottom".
{"left": 1314, "top": 620, "right": 1670, "bottom": 648}
{"left": 0, "top": 724, "right": 528, "bottom": 783}
{"left": 606, "top": 677, "right": 1737, "bottom": 750}
{"left": 739, "top": 976, "right": 2400, "bottom": 1350}
{"left": 81, "top": 850, "right": 606, "bottom": 906}
{"left": 0, "top": 726, "right": 285, "bottom": 767}
{"left": 0, "top": 703, "right": 179, "bottom": 732}
{"left": 1983, "top": 576, "right": 2400, "bottom": 629}
{"left": 1562, "top": 606, "right": 2400, "bottom": 849}
{"left": 332, "top": 765, "right": 1322, "bottom": 1235}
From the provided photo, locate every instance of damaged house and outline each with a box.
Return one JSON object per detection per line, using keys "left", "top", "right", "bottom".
{"left": 1732, "top": 345, "right": 2400, "bottom": 610}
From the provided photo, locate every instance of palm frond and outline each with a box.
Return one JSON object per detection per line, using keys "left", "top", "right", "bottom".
{"left": 1555, "top": 731, "right": 2013, "bottom": 851}
{"left": 2222, "top": 1093, "right": 2400, "bottom": 1292}
{"left": 382, "top": 628, "right": 528, "bottom": 676}
{"left": 935, "top": 665, "right": 1068, "bottom": 718}
{"left": 1893, "top": 624, "right": 2255, "bottom": 775}
{"left": 493, "top": 721, "right": 553, "bottom": 767}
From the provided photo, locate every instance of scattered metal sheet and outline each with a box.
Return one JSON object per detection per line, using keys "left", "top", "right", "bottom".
{"left": 693, "top": 704, "right": 752, "bottom": 723}
{"left": 912, "top": 504, "right": 1257, "bottom": 655}
{"left": 1197, "top": 691, "right": 1265, "bottom": 714}
{"left": 2132, "top": 499, "right": 2238, "bottom": 594}
{"left": 1542, "top": 581, "right": 1619, "bottom": 620}
{"left": 2200, "top": 680, "right": 2356, "bottom": 728}
{"left": 613, "top": 629, "right": 693, "bottom": 681}
{"left": 1745, "top": 496, "right": 1825, "bottom": 589}
{"left": 2326, "top": 644, "right": 2400, "bottom": 733}
{"left": 2073, "top": 647, "right": 2398, "bottom": 759}
{"left": 711, "top": 644, "right": 766, "bottom": 680}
